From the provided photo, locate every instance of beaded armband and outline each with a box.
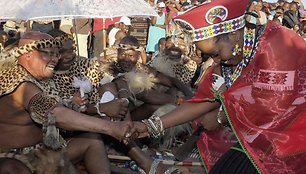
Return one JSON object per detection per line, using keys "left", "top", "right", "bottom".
{"left": 142, "top": 115, "right": 164, "bottom": 138}
{"left": 28, "top": 92, "right": 58, "bottom": 124}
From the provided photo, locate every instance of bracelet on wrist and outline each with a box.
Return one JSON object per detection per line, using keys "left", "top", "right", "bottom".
{"left": 142, "top": 115, "right": 164, "bottom": 138}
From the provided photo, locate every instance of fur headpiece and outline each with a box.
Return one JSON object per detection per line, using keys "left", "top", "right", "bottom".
{"left": 0, "top": 35, "right": 73, "bottom": 68}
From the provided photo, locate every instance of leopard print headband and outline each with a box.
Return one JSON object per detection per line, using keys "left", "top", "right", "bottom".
{"left": 15, "top": 35, "right": 73, "bottom": 58}
{"left": 0, "top": 35, "right": 73, "bottom": 67}
{"left": 118, "top": 44, "right": 142, "bottom": 52}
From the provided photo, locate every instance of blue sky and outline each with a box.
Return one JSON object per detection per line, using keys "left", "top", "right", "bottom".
{"left": 264, "top": 0, "right": 306, "bottom": 7}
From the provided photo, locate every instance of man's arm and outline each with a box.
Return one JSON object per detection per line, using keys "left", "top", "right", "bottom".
{"left": 136, "top": 89, "right": 176, "bottom": 105}
{"left": 154, "top": 70, "right": 193, "bottom": 98}
{"left": 18, "top": 82, "right": 132, "bottom": 141}
{"left": 133, "top": 101, "right": 220, "bottom": 138}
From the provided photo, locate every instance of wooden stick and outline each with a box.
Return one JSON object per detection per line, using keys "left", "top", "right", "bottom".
{"left": 107, "top": 155, "right": 202, "bottom": 166}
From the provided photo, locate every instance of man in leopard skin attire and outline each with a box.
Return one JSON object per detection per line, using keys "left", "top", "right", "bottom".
{"left": 0, "top": 31, "right": 134, "bottom": 174}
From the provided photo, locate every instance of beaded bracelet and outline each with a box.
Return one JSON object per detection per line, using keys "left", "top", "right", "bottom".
{"left": 142, "top": 115, "right": 164, "bottom": 138}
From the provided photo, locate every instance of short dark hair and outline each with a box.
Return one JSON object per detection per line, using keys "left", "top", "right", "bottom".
{"left": 275, "top": 5, "right": 284, "bottom": 11}
{"left": 119, "top": 35, "right": 140, "bottom": 47}
{"left": 158, "top": 37, "right": 166, "bottom": 45}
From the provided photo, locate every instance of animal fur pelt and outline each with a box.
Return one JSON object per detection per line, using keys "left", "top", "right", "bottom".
{"left": 124, "top": 71, "right": 157, "bottom": 94}
{"left": 150, "top": 53, "right": 177, "bottom": 78}
{"left": 152, "top": 104, "right": 192, "bottom": 151}
{"left": 0, "top": 49, "right": 18, "bottom": 68}
{"left": 26, "top": 147, "right": 77, "bottom": 174}
{"left": 150, "top": 52, "right": 197, "bottom": 85}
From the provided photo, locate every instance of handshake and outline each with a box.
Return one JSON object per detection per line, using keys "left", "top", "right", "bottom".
{"left": 116, "top": 115, "right": 164, "bottom": 145}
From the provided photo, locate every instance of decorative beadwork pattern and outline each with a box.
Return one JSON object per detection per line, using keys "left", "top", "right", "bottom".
{"left": 142, "top": 115, "right": 164, "bottom": 138}
{"left": 228, "top": 25, "right": 265, "bottom": 86}
{"left": 205, "top": 6, "right": 228, "bottom": 24}
{"left": 191, "top": 15, "right": 245, "bottom": 41}
{"left": 243, "top": 27, "right": 256, "bottom": 59}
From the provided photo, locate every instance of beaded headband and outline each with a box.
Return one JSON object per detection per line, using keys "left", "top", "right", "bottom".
{"left": 174, "top": 0, "right": 249, "bottom": 42}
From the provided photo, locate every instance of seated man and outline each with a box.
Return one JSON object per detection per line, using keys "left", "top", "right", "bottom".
{"left": 0, "top": 31, "right": 134, "bottom": 174}
{"left": 102, "top": 35, "right": 193, "bottom": 120}
{"left": 44, "top": 30, "right": 151, "bottom": 173}
{"left": 43, "top": 29, "right": 128, "bottom": 120}
{"left": 148, "top": 33, "right": 198, "bottom": 85}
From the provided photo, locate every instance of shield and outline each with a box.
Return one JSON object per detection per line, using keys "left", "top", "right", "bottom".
{"left": 0, "top": 0, "right": 157, "bottom": 20}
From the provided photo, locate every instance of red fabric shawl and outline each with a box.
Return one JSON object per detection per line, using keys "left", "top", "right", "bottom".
{"left": 188, "top": 21, "right": 306, "bottom": 174}
{"left": 188, "top": 65, "right": 237, "bottom": 172}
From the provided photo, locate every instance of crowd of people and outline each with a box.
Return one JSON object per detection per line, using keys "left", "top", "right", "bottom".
{"left": 0, "top": 0, "right": 306, "bottom": 174}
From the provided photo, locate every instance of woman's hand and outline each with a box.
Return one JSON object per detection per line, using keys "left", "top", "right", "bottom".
{"left": 200, "top": 108, "right": 221, "bottom": 131}
{"left": 131, "top": 121, "right": 149, "bottom": 138}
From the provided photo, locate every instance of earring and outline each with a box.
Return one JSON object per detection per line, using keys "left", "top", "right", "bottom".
{"left": 231, "top": 43, "right": 242, "bottom": 56}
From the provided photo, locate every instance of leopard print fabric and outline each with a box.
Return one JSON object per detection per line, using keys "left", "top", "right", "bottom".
{"left": 0, "top": 65, "right": 60, "bottom": 125}
{"left": 0, "top": 36, "right": 70, "bottom": 123}
{"left": 40, "top": 57, "right": 114, "bottom": 108}
{"left": 0, "top": 65, "right": 45, "bottom": 96}
{"left": 149, "top": 55, "right": 197, "bottom": 84}
{"left": 172, "top": 57, "right": 197, "bottom": 84}
{"left": 28, "top": 92, "right": 59, "bottom": 124}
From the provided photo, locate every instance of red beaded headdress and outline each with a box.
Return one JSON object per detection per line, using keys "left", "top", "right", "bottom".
{"left": 174, "top": 0, "right": 250, "bottom": 42}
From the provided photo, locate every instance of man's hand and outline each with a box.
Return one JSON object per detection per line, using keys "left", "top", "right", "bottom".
{"left": 71, "top": 91, "right": 89, "bottom": 112}
{"left": 111, "top": 121, "right": 134, "bottom": 144}
{"left": 99, "top": 98, "right": 129, "bottom": 120}
{"left": 130, "top": 121, "right": 149, "bottom": 139}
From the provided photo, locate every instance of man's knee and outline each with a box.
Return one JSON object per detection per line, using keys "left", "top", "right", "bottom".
{"left": 70, "top": 133, "right": 105, "bottom": 150}
{"left": 0, "top": 158, "right": 31, "bottom": 174}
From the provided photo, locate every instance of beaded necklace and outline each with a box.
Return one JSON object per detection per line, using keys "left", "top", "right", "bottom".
{"left": 227, "top": 24, "right": 265, "bottom": 87}
{"left": 221, "top": 24, "right": 265, "bottom": 88}
{"left": 218, "top": 25, "right": 265, "bottom": 126}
